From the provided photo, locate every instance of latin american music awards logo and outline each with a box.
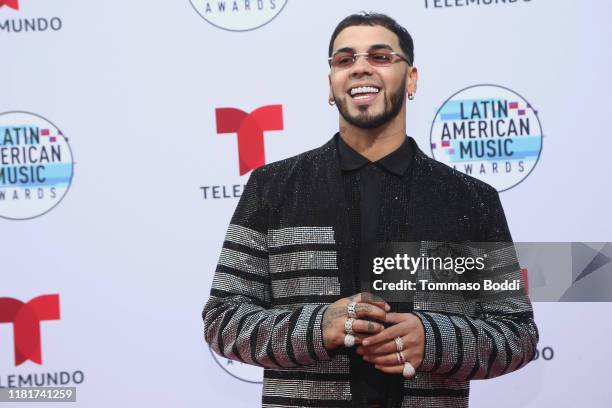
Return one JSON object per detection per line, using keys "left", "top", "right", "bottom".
{"left": 0, "top": 111, "right": 74, "bottom": 220}
{"left": 430, "top": 85, "right": 543, "bottom": 192}
{"left": 189, "top": 0, "right": 288, "bottom": 31}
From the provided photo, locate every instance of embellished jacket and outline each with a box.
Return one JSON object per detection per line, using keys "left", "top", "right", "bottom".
{"left": 202, "top": 134, "right": 539, "bottom": 408}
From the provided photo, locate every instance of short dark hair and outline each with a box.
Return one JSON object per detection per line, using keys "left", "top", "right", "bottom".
{"left": 328, "top": 12, "right": 414, "bottom": 65}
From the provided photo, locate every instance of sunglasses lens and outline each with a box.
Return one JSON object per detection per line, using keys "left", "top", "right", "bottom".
{"left": 331, "top": 52, "right": 355, "bottom": 68}
{"left": 368, "top": 50, "right": 394, "bottom": 66}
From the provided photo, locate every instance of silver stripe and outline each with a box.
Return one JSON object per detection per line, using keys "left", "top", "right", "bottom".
{"left": 270, "top": 354, "right": 350, "bottom": 373}
{"left": 401, "top": 396, "right": 469, "bottom": 408}
{"left": 268, "top": 226, "right": 335, "bottom": 247}
{"left": 404, "top": 371, "right": 470, "bottom": 390}
{"left": 263, "top": 378, "right": 351, "bottom": 400}
{"left": 272, "top": 276, "right": 341, "bottom": 298}
{"left": 225, "top": 224, "right": 267, "bottom": 252}
{"left": 218, "top": 247, "right": 268, "bottom": 277}
{"left": 270, "top": 251, "right": 337, "bottom": 273}
{"left": 212, "top": 272, "right": 269, "bottom": 303}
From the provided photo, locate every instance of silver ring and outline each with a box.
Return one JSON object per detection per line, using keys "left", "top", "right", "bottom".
{"left": 397, "top": 351, "right": 406, "bottom": 364}
{"left": 403, "top": 362, "right": 416, "bottom": 379}
{"left": 345, "top": 317, "right": 355, "bottom": 335}
{"left": 394, "top": 336, "right": 404, "bottom": 352}
{"left": 344, "top": 334, "right": 355, "bottom": 348}
{"left": 347, "top": 301, "right": 357, "bottom": 318}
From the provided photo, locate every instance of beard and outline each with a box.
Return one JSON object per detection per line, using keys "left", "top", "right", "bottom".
{"left": 334, "top": 77, "right": 407, "bottom": 130}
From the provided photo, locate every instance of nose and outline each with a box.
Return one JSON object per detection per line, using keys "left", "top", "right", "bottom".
{"left": 349, "top": 54, "right": 373, "bottom": 77}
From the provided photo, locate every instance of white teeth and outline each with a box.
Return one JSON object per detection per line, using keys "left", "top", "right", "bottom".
{"left": 350, "top": 86, "right": 380, "bottom": 96}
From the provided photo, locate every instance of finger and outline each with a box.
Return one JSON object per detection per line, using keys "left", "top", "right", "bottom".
{"left": 362, "top": 323, "right": 405, "bottom": 346}
{"left": 363, "top": 351, "right": 402, "bottom": 366}
{"left": 354, "top": 303, "right": 386, "bottom": 322}
{"left": 353, "top": 292, "right": 390, "bottom": 311}
{"left": 342, "top": 333, "right": 367, "bottom": 347}
{"left": 350, "top": 319, "right": 385, "bottom": 334}
{"left": 357, "top": 339, "right": 397, "bottom": 356}
{"left": 374, "top": 364, "right": 404, "bottom": 375}
{"left": 385, "top": 312, "right": 410, "bottom": 324}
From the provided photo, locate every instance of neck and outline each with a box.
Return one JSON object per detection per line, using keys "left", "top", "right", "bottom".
{"left": 338, "top": 115, "right": 406, "bottom": 161}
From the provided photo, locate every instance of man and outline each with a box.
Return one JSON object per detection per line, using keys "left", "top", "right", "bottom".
{"left": 203, "top": 12, "right": 538, "bottom": 408}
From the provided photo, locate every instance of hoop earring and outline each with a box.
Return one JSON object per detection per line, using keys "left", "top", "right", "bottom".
{"left": 328, "top": 99, "right": 336, "bottom": 106}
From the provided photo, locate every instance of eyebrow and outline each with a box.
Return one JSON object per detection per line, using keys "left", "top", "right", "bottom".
{"left": 332, "top": 43, "right": 394, "bottom": 55}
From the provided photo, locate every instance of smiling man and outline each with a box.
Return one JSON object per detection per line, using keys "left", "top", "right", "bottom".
{"left": 203, "top": 12, "right": 538, "bottom": 408}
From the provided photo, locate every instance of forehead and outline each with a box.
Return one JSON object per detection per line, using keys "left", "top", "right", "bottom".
{"left": 332, "top": 25, "right": 400, "bottom": 53}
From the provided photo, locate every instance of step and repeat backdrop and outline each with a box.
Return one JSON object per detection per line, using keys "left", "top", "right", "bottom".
{"left": 2, "top": 0, "right": 611, "bottom": 406}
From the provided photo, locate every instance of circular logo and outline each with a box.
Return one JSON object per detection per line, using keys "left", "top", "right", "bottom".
{"left": 430, "top": 85, "right": 543, "bottom": 192}
{"left": 189, "top": 0, "right": 288, "bottom": 31}
{"left": 209, "top": 347, "right": 263, "bottom": 383}
{"left": 0, "top": 111, "right": 74, "bottom": 220}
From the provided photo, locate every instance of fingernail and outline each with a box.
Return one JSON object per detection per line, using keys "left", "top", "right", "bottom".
{"left": 385, "top": 304, "right": 391, "bottom": 311}
{"left": 363, "top": 356, "right": 370, "bottom": 362}
{"left": 363, "top": 340, "right": 370, "bottom": 346}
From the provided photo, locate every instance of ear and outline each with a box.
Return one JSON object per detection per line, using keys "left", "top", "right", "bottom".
{"left": 328, "top": 74, "right": 334, "bottom": 102}
{"left": 406, "top": 66, "right": 418, "bottom": 95}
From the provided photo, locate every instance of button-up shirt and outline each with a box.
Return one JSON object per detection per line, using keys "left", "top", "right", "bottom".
{"left": 336, "top": 133, "right": 413, "bottom": 406}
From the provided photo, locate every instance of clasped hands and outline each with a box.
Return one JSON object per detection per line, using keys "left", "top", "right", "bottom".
{"left": 321, "top": 292, "right": 424, "bottom": 377}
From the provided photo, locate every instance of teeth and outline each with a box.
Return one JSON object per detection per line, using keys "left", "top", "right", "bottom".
{"left": 350, "top": 86, "right": 380, "bottom": 96}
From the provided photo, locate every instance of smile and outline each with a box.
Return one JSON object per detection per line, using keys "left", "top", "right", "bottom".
{"left": 349, "top": 86, "right": 381, "bottom": 100}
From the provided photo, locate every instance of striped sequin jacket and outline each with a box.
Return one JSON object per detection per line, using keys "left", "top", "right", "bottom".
{"left": 202, "top": 134, "right": 539, "bottom": 407}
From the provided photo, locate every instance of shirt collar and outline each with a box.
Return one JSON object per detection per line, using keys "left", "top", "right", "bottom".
{"left": 336, "top": 132, "right": 412, "bottom": 176}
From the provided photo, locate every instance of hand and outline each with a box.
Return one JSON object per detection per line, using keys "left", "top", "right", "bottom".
{"left": 322, "top": 292, "right": 390, "bottom": 351}
{"left": 356, "top": 312, "right": 425, "bottom": 374}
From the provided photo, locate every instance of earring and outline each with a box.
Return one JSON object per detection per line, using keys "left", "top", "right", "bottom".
{"left": 328, "top": 99, "right": 336, "bottom": 106}
{"left": 408, "top": 93, "right": 415, "bottom": 100}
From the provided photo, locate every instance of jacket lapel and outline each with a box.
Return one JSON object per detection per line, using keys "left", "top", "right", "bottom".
{"left": 318, "top": 135, "right": 357, "bottom": 297}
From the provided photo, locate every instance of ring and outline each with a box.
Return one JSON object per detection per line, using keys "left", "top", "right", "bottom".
{"left": 394, "top": 336, "right": 404, "bottom": 352}
{"left": 396, "top": 351, "right": 406, "bottom": 364}
{"left": 344, "top": 334, "right": 355, "bottom": 348}
{"left": 345, "top": 317, "right": 355, "bottom": 335}
{"left": 402, "top": 362, "right": 416, "bottom": 379}
{"left": 347, "top": 301, "right": 357, "bottom": 318}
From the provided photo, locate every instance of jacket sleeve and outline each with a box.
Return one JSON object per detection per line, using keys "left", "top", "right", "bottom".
{"left": 413, "top": 187, "right": 539, "bottom": 380}
{"left": 202, "top": 168, "right": 331, "bottom": 369}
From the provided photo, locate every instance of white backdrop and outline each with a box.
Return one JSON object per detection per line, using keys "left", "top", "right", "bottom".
{"left": 2, "top": 0, "right": 611, "bottom": 406}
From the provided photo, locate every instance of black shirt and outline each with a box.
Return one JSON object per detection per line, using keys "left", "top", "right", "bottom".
{"left": 336, "top": 133, "right": 412, "bottom": 406}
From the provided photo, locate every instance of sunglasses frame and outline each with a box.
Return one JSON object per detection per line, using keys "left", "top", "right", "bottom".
{"left": 328, "top": 49, "right": 411, "bottom": 68}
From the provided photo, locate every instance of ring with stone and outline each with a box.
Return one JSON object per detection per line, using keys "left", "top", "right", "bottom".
{"left": 402, "top": 362, "right": 416, "bottom": 379}
{"left": 347, "top": 301, "right": 357, "bottom": 318}
{"left": 344, "top": 334, "right": 356, "bottom": 348}
{"left": 345, "top": 317, "right": 356, "bottom": 335}
{"left": 394, "top": 336, "right": 404, "bottom": 352}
